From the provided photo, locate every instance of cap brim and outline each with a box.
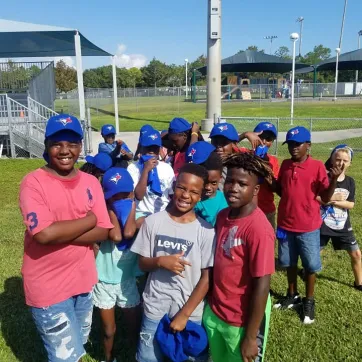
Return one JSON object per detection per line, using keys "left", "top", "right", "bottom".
{"left": 85, "top": 155, "right": 94, "bottom": 164}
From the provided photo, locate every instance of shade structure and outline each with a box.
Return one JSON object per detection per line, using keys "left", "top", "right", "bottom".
{"left": 0, "top": 19, "right": 111, "bottom": 57}
{"left": 197, "top": 50, "right": 309, "bottom": 75}
{"left": 0, "top": 19, "right": 118, "bottom": 134}
{"left": 296, "top": 49, "right": 362, "bottom": 74}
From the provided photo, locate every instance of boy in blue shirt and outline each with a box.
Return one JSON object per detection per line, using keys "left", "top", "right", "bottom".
{"left": 186, "top": 141, "right": 228, "bottom": 226}
{"left": 98, "top": 124, "right": 133, "bottom": 168}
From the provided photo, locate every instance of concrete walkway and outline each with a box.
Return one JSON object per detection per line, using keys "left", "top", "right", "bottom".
{"left": 89, "top": 128, "right": 362, "bottom": 155}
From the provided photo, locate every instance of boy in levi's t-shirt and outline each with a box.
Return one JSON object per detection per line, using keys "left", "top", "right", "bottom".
{"left": 19, "top": 114, "right": 113, "bottom": 362}
{"left": 204, "top": 152, "right": 275, "bottom": 362}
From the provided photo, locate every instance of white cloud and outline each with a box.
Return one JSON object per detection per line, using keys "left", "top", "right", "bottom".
{"left": 114, "top": 44, "right": 147, "bottom": 69}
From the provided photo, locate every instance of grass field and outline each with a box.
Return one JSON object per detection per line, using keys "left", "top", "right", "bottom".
{"left": 55, "top": 97, "right": 362, "bottom": 132}
{"left": 1, "top": 155, "right": 362, "bottom": 362}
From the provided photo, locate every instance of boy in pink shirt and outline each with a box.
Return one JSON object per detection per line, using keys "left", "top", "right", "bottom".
{"left": 19, "top": 114, "right": 113, "bottom": 362}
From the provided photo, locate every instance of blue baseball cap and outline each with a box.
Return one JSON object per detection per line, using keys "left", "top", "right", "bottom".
{"left": 45, "top": 114, "right": 83, "bottom": 140}
{"left": 283, "top": 126, "right": 311, "bottom": 145}
{"left": 102, "top": 167, "right": 134, "bottom": 200}
{"left": 85, "top": 153, "right": 112, "bottom": 172}
{"left": 253, "top": 122, "right": 277, "bottom": 138}
{"left": 168, "top": 118, "right": 191, "bottom": 134}
{"left": 209, "top": 123, "right": 239, "bottom": 142}
{"left": 186, "top": 141, "right": 215, "bottom": 164}
{"left": 140, "top": 124, "right": 155, "bottom": 135}
{"left": 101, "top": 124, "right": 116, "bottom": 136}
{"left": 155, "top": 314, "right": 208, "bottom": 362}
{"left": 140, "top": 130, "right": 162, "bottom": 147}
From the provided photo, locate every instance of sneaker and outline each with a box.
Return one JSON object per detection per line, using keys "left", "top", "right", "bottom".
{"left": 302, "top": 297, "right": 315, "bottom": 324}
{"left": 274, "top": 292, "right": 301, "bottom": 309}
{"left": 353, "top": 282, "right": 362, "bottom": 291}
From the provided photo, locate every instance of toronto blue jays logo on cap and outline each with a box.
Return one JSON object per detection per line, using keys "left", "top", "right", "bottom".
{"left": 107, "top": 126, "right": 113, "bottom": 130}
{"left": 149, "top": 133, "right": 158, "bottom": 140}
{"left": 57, "top": 117, "right": 73, "bottom": 126}
{"left": 290, "top": 129, "right": 299, "bottom": 136}
{"left": 265, "top": 123, "right": 273, "bottom": 128}
{"left": 218, "top": 125, "right": 228, "bottom": 132}
{"left": 110, "top": 173, "right": 122, "bottom": 184}
{"left": 188, "top": 148, "right": 196, "bottom": 158}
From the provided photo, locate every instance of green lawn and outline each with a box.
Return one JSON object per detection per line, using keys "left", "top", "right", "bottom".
{"left": 1, "top": 154, "right": 362, "bottom": 361}
{"left": 55, "top": 97, "right": 362, "bottom": 132}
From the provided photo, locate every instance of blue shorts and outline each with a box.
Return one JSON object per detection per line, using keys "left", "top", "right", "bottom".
{"left": 278, "top": 228, "right": 322, "bottom": 273}
{"left": 137, "top": 314, "right": 208, "bottom": 362}
{"left": 30, "top": 293, "right": 93, "bottom": 362}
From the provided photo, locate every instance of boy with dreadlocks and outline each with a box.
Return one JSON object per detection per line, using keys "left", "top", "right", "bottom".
{"left": 204, "top": 152, "right": 275, "bottom": 362}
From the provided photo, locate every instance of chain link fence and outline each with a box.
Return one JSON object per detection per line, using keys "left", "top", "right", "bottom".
{"left": 55, "top": 83, "right": 362, "bottom": 126}
{"left": 220, "top": 116, "right": 362, "bottom": 160}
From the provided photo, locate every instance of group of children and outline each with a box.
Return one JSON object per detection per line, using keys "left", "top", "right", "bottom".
{"left": 19, "top": 113, "right": 358, "bottom": 362}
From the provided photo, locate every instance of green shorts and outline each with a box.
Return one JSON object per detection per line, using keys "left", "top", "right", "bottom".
{"left": 203, "top": 295, "right": 271, "bottom": 362}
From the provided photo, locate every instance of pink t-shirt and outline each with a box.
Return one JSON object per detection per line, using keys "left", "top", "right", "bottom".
{"left": 19, "top": 168, "right": 113, "bottom": 308}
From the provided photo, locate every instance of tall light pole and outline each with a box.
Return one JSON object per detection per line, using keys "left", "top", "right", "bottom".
{"left": 185, "top": 58, "right": 189, "bottom": 99}
{"left": 339, "top": 0, "right": 348, "bottom": 49}
{"left": 334, "top": 47, "right": 341, "bottom": 101}
{"left": 355, "top": 31, "right": 362, "bottom": 90}
{"left": 296, "top": 17, "right": 304, "bottom": 57}
{"left": 204, "top": 0, "right": 222, "bottom": 131}
{"left": 290, "top": 33, "right": 299, "bottom": 125}
{"left": 264, "top": 35, "right": 278, "bottom": 54}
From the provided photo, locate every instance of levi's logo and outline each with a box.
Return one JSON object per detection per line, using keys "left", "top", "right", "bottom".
{"left": 155, "top": 234, "right": 194, "bottom": 257}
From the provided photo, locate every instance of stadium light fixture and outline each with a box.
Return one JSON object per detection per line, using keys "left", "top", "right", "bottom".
{"left": 264, "top": 35, "right": 278, "bottom": 54}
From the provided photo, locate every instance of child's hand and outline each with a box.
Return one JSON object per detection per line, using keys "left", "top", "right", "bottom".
{"left": 170, "top": 312, "right": 189, "bottom": 333}
{"left": 331, "top": 192, "right": 344, "bottom": 201}
{"left": 116, "top": 139, "right": 124, "bottom": 146}
{"left": 191, "top": 122, "right": 200, "bottom": 135}
{"left": 144, "top": 157, "right": 158, "bottom": 172}
{"left": 158, "top": 251, "right": 192, "bottom": 276}
{"left": 241, "top": 336, "right": 259, "bottom": 362}
{"left": 330, "top": 163, "right": 345, "bottom": 180}
{"left": 243, "top": 131, "right": 263, "bottom": 150}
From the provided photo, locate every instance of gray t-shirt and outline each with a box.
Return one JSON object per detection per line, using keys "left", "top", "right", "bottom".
{"left": 130, "top": 210, "right": 215, "bottom": 321}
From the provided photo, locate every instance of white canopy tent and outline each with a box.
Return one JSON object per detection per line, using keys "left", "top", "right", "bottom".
{"left": 0, "top": 19, "right": 120, "bottom": 133}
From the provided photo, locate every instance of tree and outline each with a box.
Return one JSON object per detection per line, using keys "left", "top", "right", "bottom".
{"left": 128, "top": 67, "right": 143, "bottom": 87}
{"left": 141, "top": 58, "right": 169, "bottom": 87}
{"left": 55, "top": 60, "right": 77, "bottom": 92}
{"left": 237, "top": 46, "right": 265, "bottom": 54}
{"left": 274, "top": 46, "right": 291, "bottom": 59}
{"left": 302, "top": 45, "right": 331, "bottom": 65}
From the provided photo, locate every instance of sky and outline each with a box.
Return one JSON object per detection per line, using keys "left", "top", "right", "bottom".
{"left": 1, "top": 0, "right": 362, "bottom": 70}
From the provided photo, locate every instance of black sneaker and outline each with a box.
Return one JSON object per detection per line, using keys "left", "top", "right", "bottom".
{"left": 274, "top": 292, "right": 301, "bottom": 309}
{"left": 302, "top": 297, "right": 315, "bottom": 324}
{"left": 353, "top": 282, "right": 362, "bottom": 291}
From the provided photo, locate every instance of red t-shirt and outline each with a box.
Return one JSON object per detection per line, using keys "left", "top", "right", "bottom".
{"left": 258, "top": 155, "right": 279, "bottom": 214}
{"left": 236, "top": 148, "right": 279, "bottom": 214}
{"left": 277, "top": 157, "right": 329, "bottom": 232}
{"left": 19, "top": 169, "right": 113, "bottom": 307}
{"left": 173, "top": 151, "right": 186, "bottom": 177}
{"left": 209, "top": 207, "right": 275, "bottom": 327}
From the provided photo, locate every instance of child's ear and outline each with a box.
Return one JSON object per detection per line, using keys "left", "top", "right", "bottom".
{"left": 253, "top": 184, "right": 260, "bottom": 197}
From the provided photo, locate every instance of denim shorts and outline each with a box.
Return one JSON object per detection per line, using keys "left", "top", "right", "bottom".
{"left": 93, "top": 279, "right": 140, "bottom": 309}
{"left": 136, "top": 314, "right": 208, "bottom": 362}
{"left": 30, "top": 293, "right": 93, "bottom": 362}
{"left": 278, "top": 228, "right": 322, "bottom": 273}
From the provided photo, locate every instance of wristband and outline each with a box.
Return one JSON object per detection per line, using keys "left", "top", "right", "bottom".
{"left": 191, "top": 132, "right": 198, "bottom": 137}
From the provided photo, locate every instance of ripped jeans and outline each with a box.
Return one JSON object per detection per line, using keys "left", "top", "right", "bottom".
{"left": 31, "top": 293, "right": 93, "bottom": 362}
{"left": 137, "top": 314, "right": 208, "bottom": 362}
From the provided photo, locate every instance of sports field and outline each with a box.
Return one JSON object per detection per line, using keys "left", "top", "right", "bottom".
{"left": 1, "top": 100, "right": 362, "bottom": 361}
{"left": 55, "top": 97, "right": 362, "bottom": 133}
